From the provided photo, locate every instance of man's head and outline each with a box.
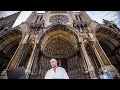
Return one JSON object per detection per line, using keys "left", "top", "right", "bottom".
{"left": 50, "top": 58, "right": 58, "bottom": 68}
{"left": 98, "top": 68, "right": 103, "bottom": 75}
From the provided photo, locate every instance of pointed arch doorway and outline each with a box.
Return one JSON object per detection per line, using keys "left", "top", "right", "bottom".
{"left": 30, "top": 25, "right": 87, "bottom": 79}
{"left": 56, "top": 58, "right": 68, "bottom": 72}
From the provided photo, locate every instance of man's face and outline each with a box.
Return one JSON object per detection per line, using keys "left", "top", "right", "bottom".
{"left": 50, "top": 59, "right": 57, "bottom": 68}
{"left": 98, "top": 69, "right": 103, "bottom": 75}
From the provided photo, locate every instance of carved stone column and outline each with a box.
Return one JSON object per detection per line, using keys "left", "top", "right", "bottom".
{"left": 91, "top": 41, "right": 105, "bottom": 67}
{"left": 79, "top": 37, "right": 97, "bottom": 79}
{"left": 6, "top": 34, "right": 30, "bottom": 69}
{"left": 25, "top": 33, "right": 42, "bottom": 79}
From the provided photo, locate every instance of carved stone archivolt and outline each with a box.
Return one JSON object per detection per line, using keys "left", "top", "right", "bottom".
{"left": 40, "top": 25, "right": 78, "bottom": 58}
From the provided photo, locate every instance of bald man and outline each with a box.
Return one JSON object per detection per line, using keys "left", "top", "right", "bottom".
{"left": 45, "top": 58, "right": 69, "bottom": 79}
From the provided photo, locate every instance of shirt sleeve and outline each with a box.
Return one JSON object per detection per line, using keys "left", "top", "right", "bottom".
{"left": 45, "top": 71, "right": 48, "bottom": 79}
{"left": 63, "top": 69, "right": 69, "bottom": 79}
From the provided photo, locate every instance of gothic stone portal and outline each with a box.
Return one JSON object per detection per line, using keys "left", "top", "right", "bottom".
{"left": 30, "top": 26, "right": 88, "bottom": 79}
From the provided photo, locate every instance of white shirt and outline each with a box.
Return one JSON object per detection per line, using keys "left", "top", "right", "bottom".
{"left": 99, "top": 74, "right": 114, "bottom": 79}
{"left": 99, "top": 75, "right": 108, "bottom": 79}
{"left": 45, "top": 67, "right": 69, "bottom": 79}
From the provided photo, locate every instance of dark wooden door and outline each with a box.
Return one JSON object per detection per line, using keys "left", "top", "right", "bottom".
{"left": 57, "top": 58, "right": 68, "bottom": 72}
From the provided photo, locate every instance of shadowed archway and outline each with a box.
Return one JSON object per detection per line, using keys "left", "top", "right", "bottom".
{"left": 0, "top": 29, "right": 22, "bottom": 73}
{"left": 30, "top": 25, "right": 86, "bottom": 79}
{"left": 96, "top": 27, "right": 120, "bottom": 73}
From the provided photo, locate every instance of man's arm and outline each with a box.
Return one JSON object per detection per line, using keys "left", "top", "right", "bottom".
{"left": 44, "top": 71, "right": 48, "bottom": 79}
{"left": 63, "top": 69, "right": 69, "bottom": 79}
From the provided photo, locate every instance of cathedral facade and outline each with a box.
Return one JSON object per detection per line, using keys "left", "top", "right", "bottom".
{"left": 0, "top": 11, "right": 120, "bottom": 79}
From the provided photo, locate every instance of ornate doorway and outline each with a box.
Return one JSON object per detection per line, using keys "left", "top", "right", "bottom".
{"left": 30, "top": 25, "right": 87, "bottom": 79}
{"left": 56, "top": 58, "right": 68, "bottom": 72}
